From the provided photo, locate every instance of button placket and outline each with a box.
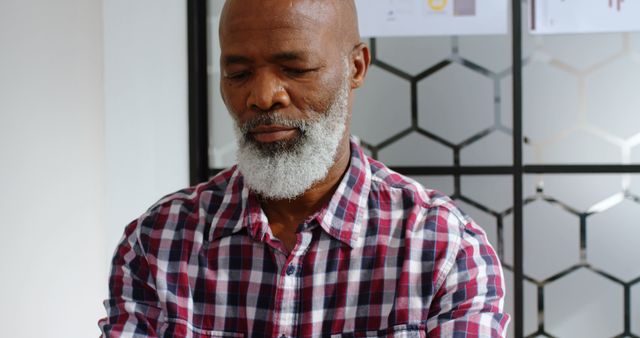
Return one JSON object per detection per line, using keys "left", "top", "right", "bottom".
{"left": 272, "top": 230, "right": 313, "bottom": 337}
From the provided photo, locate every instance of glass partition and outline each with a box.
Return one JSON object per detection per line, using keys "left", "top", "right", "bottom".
{"left": 199, "top": 1, "right": 640, "bottom": 337}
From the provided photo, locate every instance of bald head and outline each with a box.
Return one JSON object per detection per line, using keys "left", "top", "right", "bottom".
{"left": 219, "top": 0, "right": 361, "bottom": 54}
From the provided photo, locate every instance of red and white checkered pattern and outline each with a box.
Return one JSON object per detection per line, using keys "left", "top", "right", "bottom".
{"left": 99, "top": 138, "right": 509, "bottom": 337}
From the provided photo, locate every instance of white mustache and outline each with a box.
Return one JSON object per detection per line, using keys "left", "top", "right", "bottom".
{"left": 239, "top": 113, "right": 309, "bottom": 136}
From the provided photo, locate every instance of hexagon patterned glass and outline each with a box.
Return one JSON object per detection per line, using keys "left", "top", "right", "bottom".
{"left": 205, "top": 2, "right": 640, "bottom": 338}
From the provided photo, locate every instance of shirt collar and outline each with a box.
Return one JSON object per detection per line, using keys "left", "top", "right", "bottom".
{"left": 313, "top": 137, "right": 371, "bottom": 248}
{"left": 208, "top": 137, "right": 372, "bottom": 249}
{"left": 207, "top": 167, "right": 251, "bottom": 242}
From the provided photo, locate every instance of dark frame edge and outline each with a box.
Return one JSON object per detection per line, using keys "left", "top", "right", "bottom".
{"left": 512, "top": 0, "right": 525, "bottom": 337}
{"left": 188, "top": 0, "right": 210, "bottom": 185}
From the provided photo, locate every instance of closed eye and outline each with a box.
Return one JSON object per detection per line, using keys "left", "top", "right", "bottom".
{"left": 283, "top": 67, "right": 318, "bottom": 77}
{"left": 224, "top": 71, "right": 251, "bottom": 81}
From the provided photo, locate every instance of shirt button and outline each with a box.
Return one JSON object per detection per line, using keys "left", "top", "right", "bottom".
{"left": 286, "top": 265, "right": 296, "bottom": 276}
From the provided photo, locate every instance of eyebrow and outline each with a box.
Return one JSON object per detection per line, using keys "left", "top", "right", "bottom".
{"left": 223, "top": 55, "right": 252, "bottom": 66}
{"left": 222, "top": 51, "right": 310, "bottom": 66}
{"left": 271, "top": 51, "right": 309, "bottom": 62}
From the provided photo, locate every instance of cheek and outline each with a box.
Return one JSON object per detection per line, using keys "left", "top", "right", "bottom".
{"left": 295, "top": 74, "right": 345, "bottom": 114}
{"left": 301, "top": 85, "right": 343, "bottom": 114}
{"left": 220, "top": 84, "right": 246, "bottom": 120}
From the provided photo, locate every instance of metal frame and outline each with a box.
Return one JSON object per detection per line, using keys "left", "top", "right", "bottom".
{"left": 512, "top": 1, "right": 524, "bottom": 336}
{"left": 188, "top": 0, "right": 211, "bottom": 185}
{"left": 187, "top": 1, "right": 640, "bottom": 337}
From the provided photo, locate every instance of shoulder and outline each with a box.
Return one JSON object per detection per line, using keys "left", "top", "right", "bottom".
{"left": 364, "top": 156, "right": 493, "bottom": 256}
{"left": 129, "top": 167, "right": 239, "bottom": 244}
{"left": 366, "top": 157, "right": 497, "bottom": 287}
{"left": 367, "top": 157, "right": 470, "bottom": 230}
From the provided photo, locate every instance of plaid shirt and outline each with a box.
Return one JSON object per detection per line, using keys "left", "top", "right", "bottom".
{"left": 99, "top": 138, "right": 509, "bottom": 337}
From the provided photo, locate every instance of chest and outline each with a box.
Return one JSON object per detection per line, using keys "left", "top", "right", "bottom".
{"left": 152, "top": 231, "right": 435, "bottom": 337}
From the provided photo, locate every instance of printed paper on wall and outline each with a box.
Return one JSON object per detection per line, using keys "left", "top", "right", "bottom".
{"left": 530, "top": 0, "right": 640, "bottom": 34}
{"left": 355, "top": 0, "right": 508, "bottom": 37}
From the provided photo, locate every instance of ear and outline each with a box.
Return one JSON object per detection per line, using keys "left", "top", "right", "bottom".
{"left": 349, "top": 42, "right": 371, "bottom": 89}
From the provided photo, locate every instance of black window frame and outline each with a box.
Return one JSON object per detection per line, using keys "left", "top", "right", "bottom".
{"left": 187, "top": 1, "right": 640, "bottom": 337}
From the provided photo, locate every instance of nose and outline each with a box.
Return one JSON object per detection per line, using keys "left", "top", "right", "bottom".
{"left": 246, "top": 70, "right": 291, "bottom": 112}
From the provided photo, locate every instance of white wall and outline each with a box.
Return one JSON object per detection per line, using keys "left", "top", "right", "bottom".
{"left": 0, "top": 0, "right": 106, "bottom": 337}
{"left": 103, "top": 0, "right": 189, "bottom": 265}
{"left": 0, "top": 0, "right": 189, "bottom": 337}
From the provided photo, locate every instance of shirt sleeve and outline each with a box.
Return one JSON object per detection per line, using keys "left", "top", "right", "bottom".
{"left": 426, "top": 217, "right": 511, "bottom": 337}
{"left": 98, "top": 219, "right": 162, "bottom": 337}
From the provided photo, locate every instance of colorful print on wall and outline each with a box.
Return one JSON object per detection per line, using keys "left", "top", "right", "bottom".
{"left": 531, "top": 0, "right": 640, "bottom": 34}
{"left": 355, "top": 0, "right": 508, "bottom": 37}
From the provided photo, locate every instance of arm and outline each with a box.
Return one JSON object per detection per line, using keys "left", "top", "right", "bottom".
{"left": 426, "top": 218, "right": 510, "bottom": 337}
{"left": 99, "top": 220, "right": 162, "bottom": 337}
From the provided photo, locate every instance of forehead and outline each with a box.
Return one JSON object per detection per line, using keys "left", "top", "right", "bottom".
{"left": 219, "top": 0, "right": 339, "bottom": 53}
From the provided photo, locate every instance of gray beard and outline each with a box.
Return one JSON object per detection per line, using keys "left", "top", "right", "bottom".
{"left": 234, "top": 80, "right": 349, "bottom": 200}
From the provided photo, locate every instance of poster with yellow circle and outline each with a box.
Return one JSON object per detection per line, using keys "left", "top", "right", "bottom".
{"left": 355, "top": 0, "right": 507, "bottom": 37}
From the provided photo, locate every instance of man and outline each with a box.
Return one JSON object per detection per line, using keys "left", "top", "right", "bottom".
{"left": 99, "top": 0, "right": 510, "bottom": 336}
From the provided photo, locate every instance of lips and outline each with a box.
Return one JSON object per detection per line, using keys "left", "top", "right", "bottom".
{"left": 249, "top": 125, "right": 299, "bottom": 143}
